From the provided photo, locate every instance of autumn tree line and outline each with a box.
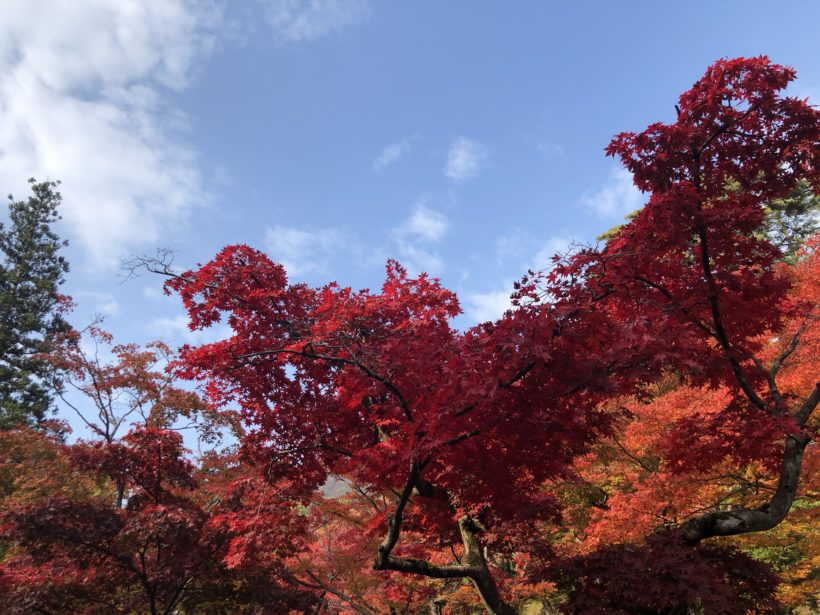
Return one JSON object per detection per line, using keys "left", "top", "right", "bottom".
{"left": 0, "top": 57, "right": 819, "bottom": 614}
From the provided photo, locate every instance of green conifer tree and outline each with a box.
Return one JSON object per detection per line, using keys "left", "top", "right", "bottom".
{"left": 0, "top": 179, "right": 69, "bottom": 428}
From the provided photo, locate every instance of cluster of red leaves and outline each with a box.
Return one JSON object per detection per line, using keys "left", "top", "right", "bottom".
{"left": 0, "top": 427, "right": 316, "bottom": 614}
{"left": 166, "top": 254, "right": 625, "bottom": 534}
{"left": 554, "top": 533, "right": 781, "bottom": 615}
{"left": 559, "top": 236, "right": 820, "bottom": 610}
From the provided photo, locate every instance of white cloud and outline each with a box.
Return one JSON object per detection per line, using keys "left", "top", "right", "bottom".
{"left": 148, "top": 314, "right": 232, "bottom": 346}
{"left": 265, "top": 203, "right": 449, "bottom": 280}
{"left": 580, "top": 166, "right": 644, "bottom": 218}
{"left": 143, "top": 285, "right": 167, "bottom": 300}
{"left": 494, "top": 228, "right": 527, "bottom": 265}
{"left": 444, "top": 137, "right": 489, "bottom": 183}
{"left": 265, "top": 224, "right": 349, "bottom": 277}
{"left": 261, "top": 0, "right": 371, "bottom": 43}
{"left": 0, "top": 1, "right": 220, "bottom": 268}
{"left": 397, "top": 204, "right": 449, "bottom": 243}
{"left": 391, "top": 201, "right": 449, "bottom": 275}
{"left": 464, "top": 286, "right": 513, "bottom": 323}
{"left": 394, "top": 243, "right": 445, "bottom": 275}
{"left": 537, "top": 142, "right": 565, "bottom": 158}
{"left": 372, "top": 136, "right": 414, "bottom": 171}
{"left": 530, "top": 235, "right": 575, "bottom": 271}
{"left": 74, "top": 291, "right": 120, "bottom": 318}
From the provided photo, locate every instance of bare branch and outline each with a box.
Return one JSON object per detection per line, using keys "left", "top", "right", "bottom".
{"left": 771, "top": 313, "right": 812, "bottom": 378}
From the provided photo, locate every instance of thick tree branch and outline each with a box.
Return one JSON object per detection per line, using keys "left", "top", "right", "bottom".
{"left": 796, "top": 382, "right": 820, "bottom": 426}
{"left": 693, "top": 218, "right": 770, "bottom": 412}
{"left": 374, "top": 460, "right": 426, "bottom": 572}
{"left": 682, "top": 431, "right": 811, "bottom": 544}
{"left": 372, "top": 461, "right": 514, "bottom": 614}
{"left": 443, "top": 429, "right": 481, "bottom": 447}
{"left": 500, "top": 362, "right": 535, "bottom": 389}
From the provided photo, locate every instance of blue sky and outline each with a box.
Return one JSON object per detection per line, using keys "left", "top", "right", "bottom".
{"left": 2, "top": 0, "right": 819, "bottom": 353}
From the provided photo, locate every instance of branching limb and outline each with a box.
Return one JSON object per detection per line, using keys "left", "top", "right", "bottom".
{"left": 682, "top": 431, "right": 811, "bottom": 543}
{"left": 373, "top": 460, "right": 514, "bottom": 614}
{"left": 771, "top": 313, "right": 812, "bottom": 379}
{"left": 693, "top": 219, "right": 770, "bottom": 412}
{"left": 294, "top": 571, "right": 377, "bottom": 615}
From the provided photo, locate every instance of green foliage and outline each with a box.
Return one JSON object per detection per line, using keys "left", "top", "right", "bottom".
{"left": 763, "top": 180, "right": 820, "bottom": 262}
{"left": 746, "top": 543, "right": 803, "bottom": 573}
{"left": 596, "top": 209, "right": 641, "bottom": 242}
{"left": 598, "top": 180, "right": 819, "bottom": 261}
{"left": 0, "top": 179, "right": 69, "bottom": 429}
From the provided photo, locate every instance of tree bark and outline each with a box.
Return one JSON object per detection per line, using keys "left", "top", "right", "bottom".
{"left": 373, "top": 462, "right": 515, "bottom": 614}
{"left": 682, "top": 432, "right": 810, "bottom": 543}
{"left": 682, "top": 382, "right": 819, "bottom": 543}
{"left": 458, "top": 517, "right": 516, "bottom": 615}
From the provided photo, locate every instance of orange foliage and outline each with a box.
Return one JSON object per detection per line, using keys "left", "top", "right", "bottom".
{"left": 563, "top": 238, "right": 820, "bottom": 607}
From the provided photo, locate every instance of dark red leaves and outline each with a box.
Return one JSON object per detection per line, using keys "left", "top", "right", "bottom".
{"left": 555, "top": 533, "right": 781, "bottom": 614}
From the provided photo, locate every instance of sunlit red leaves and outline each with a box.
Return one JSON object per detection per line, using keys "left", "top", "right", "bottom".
{"left": 606, "top": 57, "right": 820, "bottom": 199}
{"left": 562, "top": 240, "right": 820, "bottom": 604}
{"left": 165, "top": 246, "right": 619, "bottom": 537}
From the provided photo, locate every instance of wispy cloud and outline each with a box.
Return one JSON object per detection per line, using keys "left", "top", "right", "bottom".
{"left": 0, "top": 1, "right": 220, "bottom": 268}
{"left": 464, "top": 233, "right": 576, "bottom": 324}
{"left": 372, "top": 136, "right": 415, "bottom": 171}
{"left": 397, "top": 203, "right": 449, "bottom": 242}
{"left": 580, "top": 166, "right": 644, "bottom": 218}
{"left": 265, "top": 224, "right": 350, "bottom": 277}
{"left": 391, "top": 201, "right": 450, "bottom": 274}
{"left": 530, "top": 235, "right": 576, "bottom": 271}
{"left": 536, "top": 141, "right": 565, "bottom": 158}
{"left": 148, "top": 314, "right": 232, "bottom": 346}
{"left": 464, "top": 287, "right": 513, "bottom": 323}
{"left": 444, "top": 137, "right": 489, "bottom": 183}
{"left": 261, "top": 0, "right": 371, "bottom": 43}
{"left": 143, "top": 286, "right": 166, "bottom": 300}
{"left": 494, "top": 228, "right": 527, "bottom": 265}
{"left": 74, "top": 291, "right": 120, "bottom": 318}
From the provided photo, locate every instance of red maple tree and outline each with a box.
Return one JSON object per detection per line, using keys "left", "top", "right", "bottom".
{"left": 139, "top": 56, "right": 820, "bottom": 613}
